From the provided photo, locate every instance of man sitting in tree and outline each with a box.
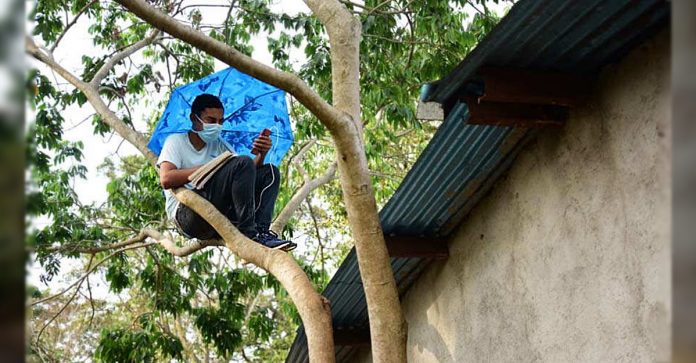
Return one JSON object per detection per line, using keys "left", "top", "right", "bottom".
{"left": 157, "top": 93, "right": 295, "bottom": 251}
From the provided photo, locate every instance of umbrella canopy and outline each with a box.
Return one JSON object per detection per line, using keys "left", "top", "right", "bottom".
{"left": 148, "top": 67, "right": 293, "bottom": 166}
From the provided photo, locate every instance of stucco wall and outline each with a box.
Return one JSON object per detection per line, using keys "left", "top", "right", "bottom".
{"left": 352, "top": 31, "right": 670, "bottom": 363}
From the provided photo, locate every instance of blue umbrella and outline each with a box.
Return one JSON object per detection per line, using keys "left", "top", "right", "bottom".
{"left": 148, "top": 67, "right": 293, "bottom": 166}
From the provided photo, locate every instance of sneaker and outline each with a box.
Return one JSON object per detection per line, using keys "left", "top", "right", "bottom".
{"left": 261, "top": 230, "right": 297, "bottom": 251}
{"left": 253, "top": 230, "right": 292, "bottom": 251}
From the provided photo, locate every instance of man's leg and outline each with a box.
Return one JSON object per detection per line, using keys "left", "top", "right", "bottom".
{"left": 253, "top": 163, "right": 295, "bottom": 251}
{"left": 176, "top": 155, "right": 258, "bottom": 239}
{"left": 175, "top": 202, "right": 215, "bottom": 240}
{"left": 254, "top": 163, "right": 280, "bottom": 232}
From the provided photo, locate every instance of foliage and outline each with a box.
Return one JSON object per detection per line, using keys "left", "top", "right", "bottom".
{"left": 94, "top": 314, "right": 184, "bottom": 362}
{"left": 27, "top": 0, "right": 507, "bottom": 361}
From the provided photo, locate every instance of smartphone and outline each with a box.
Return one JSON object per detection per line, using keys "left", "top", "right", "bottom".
{"left": 251, "top": 128, "right": 272, "bottom": 154}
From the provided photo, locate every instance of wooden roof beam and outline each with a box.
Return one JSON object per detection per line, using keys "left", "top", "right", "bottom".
{"left": 476, "top": 67, "right": 593, "bottom": 107}
{"left": 463, "top": 97, "right": 568, "bottom": 127}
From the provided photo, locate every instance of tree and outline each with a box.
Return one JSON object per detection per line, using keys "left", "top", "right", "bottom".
{"left": 26, "top": 0, "right": 503, "bottom": 361}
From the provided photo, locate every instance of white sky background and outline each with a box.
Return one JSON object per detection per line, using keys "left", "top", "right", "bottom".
{"left": 26, "top": 0, "right": 509, "bottom": 298}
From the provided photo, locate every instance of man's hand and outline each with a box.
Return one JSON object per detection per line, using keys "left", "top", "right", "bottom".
{"left": 252, "top": 134, "right": 272, "bottom": 167}
{"left": 252, "top": 134, "right": 272, "bottom": 155}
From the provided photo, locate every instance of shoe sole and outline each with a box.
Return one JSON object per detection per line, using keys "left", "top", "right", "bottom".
{"left": 282, "top": 242, "right": 297, "bottom": 252}
{"left": 270, "top": 241, "right": 291, "bottom": 250}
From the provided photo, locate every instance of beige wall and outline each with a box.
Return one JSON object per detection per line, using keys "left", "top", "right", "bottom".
{"left": 352, "top": 31, "right": 670, "bottom": 363}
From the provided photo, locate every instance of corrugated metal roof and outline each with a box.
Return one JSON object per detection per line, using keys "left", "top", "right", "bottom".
{"left": 380, "top": 104, "right": 518, "bottom": 237}
{"left": 287, "top": 1, "right": 668, "bottom": 361}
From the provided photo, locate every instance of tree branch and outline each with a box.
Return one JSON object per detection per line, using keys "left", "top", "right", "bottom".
{"left": 365, "top": 0, "right": 394, "bottom": 16}
{"left": 45, "top": 231, "right": 149, "bottom": 253}
{"left": 175, "top": 4, "right": 231, "bottom": 13}
{"left": 84, "top": 271, "right": 96, "bottom": 329}
{"left": 283, "top": 137, "right": 314, "bottom": 183}
{"left": 35, "top": 255, "right": 95, "bottom": 345}
{"left": 338, "top": 0, "right": 369, "bottom": 11}
{"left": 242, "top": 291, "right": 261, "bottom": 326}
{"left": 29, "top": 242, "right": 155, "bottom": 307}
{"left": 172, "top": 317, "right": 202, "bottom": 363}
{"left": 293, "top": 140, "right": 317, "bottom": 183}
{"left": 90, "top": 30, "right": 161, "bottom": 87}
{"left": 306, "top": 198, "right": 325, "bottom": 278}
{"left": 363, "top": 33, "right": 437, "bottom": 46}
{"left": 405, "top": 8, "right": 416, "bottom": 69}
{"left": 154, "top": 40, "right": 209, "bottom": 69}
{"left": 50, "top": 0, "right": 99, "bottom": 52}
{"left": 27, "top": 36, "right": 156, "bottom": 160}
{"left": 338, "top": 0, "right": 414, "bottom": 15}
{"left": 142, "top": 228, "right": 224, "bottom": 256}
{"left": 271, "top": 162, "right": 337, "bottom": 234}
{"left": 153, "top": 40, "right": 183, "bottom": 87}
{"left": 45, "top": 227, "right": 223, "bottom": 256}
{"left": 172, "top": 187, "right": 335, "bottom": 362}
{"left": 223, "top": 0, "right": 238, "bottom": 45}
{"left": 466, "top": 0, "right": 486, "bottom": 16}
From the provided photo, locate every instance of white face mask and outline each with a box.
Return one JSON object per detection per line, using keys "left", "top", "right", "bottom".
{"left": 194, "top": 114, "right": 222, "bottom": 143}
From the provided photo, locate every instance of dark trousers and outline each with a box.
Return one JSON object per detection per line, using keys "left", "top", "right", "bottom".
{"left": 175, "top": 155, "right": 280, "bottom": 240}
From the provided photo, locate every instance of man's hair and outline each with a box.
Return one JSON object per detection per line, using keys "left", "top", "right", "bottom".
{"left": 191, "top": 94, "right": 224, "bottom": 116}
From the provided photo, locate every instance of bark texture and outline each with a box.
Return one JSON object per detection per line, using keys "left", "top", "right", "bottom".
{"left": 174, "top": 189, "right": 334, "bottom": 362}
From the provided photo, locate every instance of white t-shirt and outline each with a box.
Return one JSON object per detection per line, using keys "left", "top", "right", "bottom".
{"left": 157, "top": 133, "right": 235, "bottom": 219}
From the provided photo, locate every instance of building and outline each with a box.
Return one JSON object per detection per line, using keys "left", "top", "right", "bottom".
{"left": 287, "top": 0, "right": 671, "bottom": 361}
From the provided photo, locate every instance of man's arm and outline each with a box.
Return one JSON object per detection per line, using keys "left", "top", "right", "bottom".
{"left": 159, "top": 161, "right": 200, "bottom": 189}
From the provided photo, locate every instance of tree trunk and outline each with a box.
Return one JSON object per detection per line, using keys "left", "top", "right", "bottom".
{"left": 303, "top": 1, "right": 408, "bottom": 361}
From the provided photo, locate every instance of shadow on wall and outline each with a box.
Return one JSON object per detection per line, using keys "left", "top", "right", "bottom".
{"left": 407, "top": 260, "right": 456, "bottom": 362}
